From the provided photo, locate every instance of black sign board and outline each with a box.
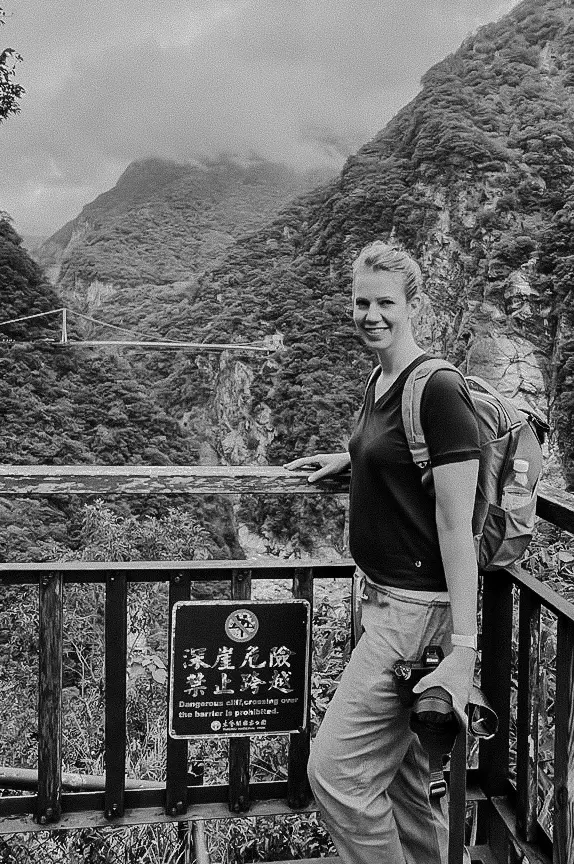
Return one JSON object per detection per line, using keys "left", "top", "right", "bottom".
{"left": 169, "top": 600, "right": 311, "bottom": 739}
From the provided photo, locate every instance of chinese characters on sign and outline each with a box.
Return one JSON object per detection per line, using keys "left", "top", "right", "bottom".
{"left": 169, "top": 601, "right": 311, "bottom": 738}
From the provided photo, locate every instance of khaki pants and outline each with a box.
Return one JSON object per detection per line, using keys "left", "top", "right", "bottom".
{"left": 308, "top": 580, "right": 464, "bottom": 864}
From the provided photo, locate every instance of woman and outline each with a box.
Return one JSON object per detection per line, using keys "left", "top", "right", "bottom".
{"left": 285, "top": 242, "right": 480, "bottom": 864}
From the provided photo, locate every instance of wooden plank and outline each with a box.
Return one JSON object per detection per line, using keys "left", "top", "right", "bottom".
{"left": 0, "top": 780, "right": 289, "bottom": 821}
{"left": 516, "top": 589, "right": 541, "bottom": 842}
{"left": 0, "top": 795, "right": 318, "bottom": 834}
{"left": 104, "top": 571, "right": 128, "bottom": 820}
{"left": 228, "top": 569, "right": 252, "bottom": 813}
{"left": 287, "top": 568, "right": 313, "bottom": 810}
{"left": 0, "top": 557, "right": 356, "bottom": 581}
{"left": 553, "top": 617, "right": 574, "bottom": 864}
{"left": 166, "top": 571, "right": 191, "bottom": 817}
{"left": 0, "top": 467, "right": 568, "bottom": 525}
{"left": 0, "top": 465, "right": 350, "bottom": 496}
{"left": 37, "top": 571, "right": 63, "bottom": 825}
{"left": 0, "top": 766, "right": 167, "bottom": 792}
{"left": 448, "top": 731, "right": 468, "bottom": 864}
{"left": 0, "top": 769, "right": 486, "bottom": 821}
{"left": 478, "top": 573, "right": 513, "bottom": 797}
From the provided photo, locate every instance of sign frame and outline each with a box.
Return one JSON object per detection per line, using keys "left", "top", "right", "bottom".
{"left": 168, "top": 599, "right": 311, "bottom": 740}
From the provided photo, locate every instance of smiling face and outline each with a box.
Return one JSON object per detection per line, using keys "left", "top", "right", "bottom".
{"left": 352, "top": 268, "right": 420, "bottom": 355}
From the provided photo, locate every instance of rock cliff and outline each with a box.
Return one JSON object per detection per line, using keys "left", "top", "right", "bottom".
{"left": 185, "top": 0, "right": 574, "bottom": 496}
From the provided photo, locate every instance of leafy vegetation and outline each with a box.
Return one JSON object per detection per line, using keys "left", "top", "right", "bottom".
{"left": 0, "top": 217, "right": 246, "bottom": 562}
{"left": 0, "top": 6, "right": 24, "bottom": 124}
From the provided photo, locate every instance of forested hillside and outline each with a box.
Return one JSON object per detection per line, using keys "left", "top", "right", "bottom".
{"left": 8, "top": 0, "right": 574, "bottom": 558}
{"left": 0, "top": 219, "right": 238, "bottom": 561}
{"left": 178, "top": 0, "right": 574, "bottom": 491}
{"left": 36, "top": 157, "right": 331, "bottom": 324}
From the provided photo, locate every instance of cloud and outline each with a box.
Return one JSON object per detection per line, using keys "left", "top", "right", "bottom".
{"left": 1, "top": 0, "right": 516, "bottom": 234}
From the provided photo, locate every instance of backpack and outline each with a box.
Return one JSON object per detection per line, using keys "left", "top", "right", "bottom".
{"left": 399, "top": 358, "right": 548, "bottom": 571}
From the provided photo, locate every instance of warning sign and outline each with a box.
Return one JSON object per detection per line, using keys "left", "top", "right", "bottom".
{"left": 169, "top": 600, "right": 311, "bottom": 738}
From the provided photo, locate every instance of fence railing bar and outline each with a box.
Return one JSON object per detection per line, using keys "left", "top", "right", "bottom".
{"left": 478, "top": 574, "right": 514, "bottom": 816}
{"left": 536, "top": 485, "right": 574, "bottom": 535}
{"left": 3, "top": 492, "right": 574, "bottom": 864}
{"left": 0, "top": 464, "right": 350, "bottom": 496}
{"left": 0, "top": 779, "right": 292, "bottom": 821}
{"left": 0, "top": 766, "right": 166, "bottom": 792}
{"left": 516, "top": 590, "right": 541, "bottom": 842}
{"left": 510, "top": 569, "right": 574, "bottom": 625}
{"left": 166, "top": 570, "right": 192, "bottom": 817}
{"left": 104, "top": 570, "right": 128, "bottom": 820}
{"left": 287, "top": 567, "right": 313, "bottom": 810}
{"left": 36, "top": 571, "right": 63, "bottom": 825}
{"left": 448, "top": 730, "right": 468, "bottom": 864}
{"left": 229, "top": 568, "right": 252, "bottom": 813}
{"left": 553, "top": 617, "right": 574, "bottom": 864}
{"left": 0, "top": 791, "right": 315, "bottom": 834}
{"left": 0, "top": 559, "right": 356, "bottom": 582}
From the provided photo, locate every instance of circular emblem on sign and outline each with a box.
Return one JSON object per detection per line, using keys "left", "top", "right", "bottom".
{"left": 225, "top": 609, "right": 259, "bottom": 642}
{"left": 211, "top": 720, "right": 222, "bottom": 731}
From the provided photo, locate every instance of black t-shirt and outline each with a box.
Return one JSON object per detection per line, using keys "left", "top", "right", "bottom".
{"left": 348, "top": 355, "right": 480, "bottom": 591}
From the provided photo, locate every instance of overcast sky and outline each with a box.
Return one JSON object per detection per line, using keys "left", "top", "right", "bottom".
{"left": 1, "top": 0, "right": 515, "bottom": 237}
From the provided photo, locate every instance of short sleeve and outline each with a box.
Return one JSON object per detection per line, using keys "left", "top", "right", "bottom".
{"left": 420, "top": 369, "right": 480, "bottom": 467}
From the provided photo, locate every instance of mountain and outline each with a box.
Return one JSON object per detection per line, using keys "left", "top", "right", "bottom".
{"left": 176, "top": 0, "right": 574, "bottom": 495}
{"left": 7, "top": 0, "right": 574, "bottom": 560}
{"left": 35, "top": 156, "right": 333, "bottom": 298}
{"left": 0, "top": 218, "right": 240, "bottom": 561}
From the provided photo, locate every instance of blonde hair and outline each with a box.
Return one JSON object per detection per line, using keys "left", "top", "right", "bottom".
{"left": 352, "top": 241, "right": 422, "bottom": 301}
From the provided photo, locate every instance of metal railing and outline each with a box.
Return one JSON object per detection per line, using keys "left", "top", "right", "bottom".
{"left": 0, "top": 466, "right": 572, "bottom": 864}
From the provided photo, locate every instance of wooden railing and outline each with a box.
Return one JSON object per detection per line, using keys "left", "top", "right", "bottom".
{"left": 0, "top": 466, "right": 573, "bottom": 864}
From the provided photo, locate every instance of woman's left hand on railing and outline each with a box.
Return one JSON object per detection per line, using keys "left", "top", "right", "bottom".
{"left": 283, "top": 452, "right": 351, "bottom": 483}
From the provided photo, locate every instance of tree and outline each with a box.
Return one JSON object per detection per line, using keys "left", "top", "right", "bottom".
{"left": 0, "top": 6, "right": 24, "bottom": 123}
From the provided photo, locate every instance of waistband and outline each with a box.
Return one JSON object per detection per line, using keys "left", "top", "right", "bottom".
{"left": 356, "top": 570, "right": 451, "bottom": 608}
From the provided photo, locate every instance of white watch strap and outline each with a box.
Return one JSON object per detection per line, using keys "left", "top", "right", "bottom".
{"left": 451, "top": 633, "right": 478, "bottom": 650}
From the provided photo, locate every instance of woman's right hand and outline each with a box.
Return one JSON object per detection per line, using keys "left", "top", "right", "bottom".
{"left": 283, "top": 452, "right": 351, "bottom": 483}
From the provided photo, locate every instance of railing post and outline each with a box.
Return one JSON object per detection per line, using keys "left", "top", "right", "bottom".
{"left": 287, "top": 567, "right": 313, "bottom": 809}
{"left": 448, "top": 730, "right": 468, "bottom": 864}
{"left": 228, "top": 568, "right": 252, "bottom": 813}
{"left": 104, "top": 570, "right": 127, "bottom": 819}
{"left": 191, "top": 820, "right": 211, "bottom": 864}
{"left": 176, "top": 820, "right": 192, "bottom": 864}
{"left": 37, "top": 571, "right": 63, "bottom": 825}
{"left": 166, "top": 570, "right": 191, "bottom": 817}
{"left": 477, "top": 571, "right": 513, "bottom": 855}
{"left": 553, "top": 617, "right": 574, "bottom": 864}
{"left": 516, "top": 589, "right": 541, "bottom": 842}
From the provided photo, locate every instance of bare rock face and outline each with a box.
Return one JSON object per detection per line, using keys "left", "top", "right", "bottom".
{"left": 465, "top": 333, "right": 546, "bottom": 413}
{"left": 185, "top": 350, "right": 278, "bottom": 467}
{"left": 214, "top": 356, "right": 276, "bottom": 465}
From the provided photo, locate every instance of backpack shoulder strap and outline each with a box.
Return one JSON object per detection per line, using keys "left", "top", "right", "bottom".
{"left": 364, "top": 365, "right": 381, "bottom": 397}
{"left": 402, "top": 358, "right": 461, "bottom": 466}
